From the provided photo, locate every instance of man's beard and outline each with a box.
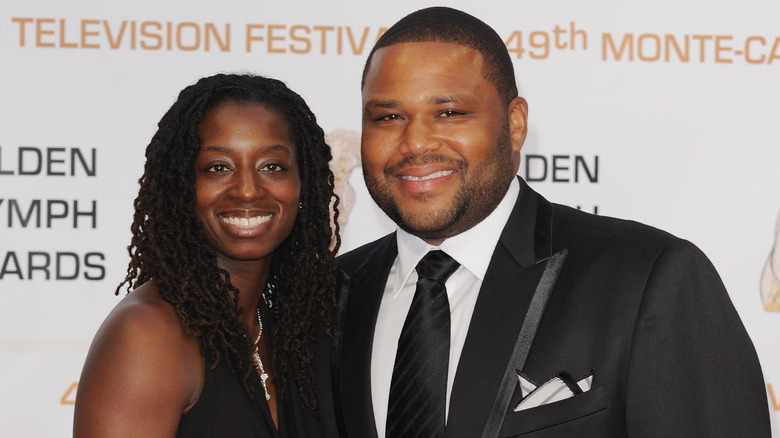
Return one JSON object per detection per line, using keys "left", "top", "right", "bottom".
{"left": 364, "top": 123, "right": 514, "bottom": 242}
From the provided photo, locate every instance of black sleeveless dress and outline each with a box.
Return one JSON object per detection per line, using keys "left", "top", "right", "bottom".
{"left": 176, "top": 309, "right": 323, "bottom": 437}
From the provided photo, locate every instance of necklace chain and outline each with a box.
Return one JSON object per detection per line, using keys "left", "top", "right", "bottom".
{"left": 252, "top": 307, "right": 271, "bottom": 401}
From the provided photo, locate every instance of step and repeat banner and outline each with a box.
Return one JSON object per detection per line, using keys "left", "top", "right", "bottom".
{"left": 1, "top": 0, "right": 778, "bottom": 435}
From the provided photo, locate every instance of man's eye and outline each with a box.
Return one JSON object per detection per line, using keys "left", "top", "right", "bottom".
{"left": 439, "top": 110, "right": 463, "bottom": 118}
{"left": 377, "top": 114, "right": 401, "bottom": 121}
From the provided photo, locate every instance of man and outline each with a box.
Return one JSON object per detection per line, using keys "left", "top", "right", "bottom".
{"left": 333, "top": 7, "right": 771, "bottom": 437}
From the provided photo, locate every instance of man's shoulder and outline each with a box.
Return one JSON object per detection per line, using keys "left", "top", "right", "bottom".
{"left": 337, "top": 232, "right": 395, "bottom": 274}
{"left": 549, "top": 202, "right": 687, "bottom": 253}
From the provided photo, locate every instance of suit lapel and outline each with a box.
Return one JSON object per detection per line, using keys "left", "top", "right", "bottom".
{"left": 336, "top": 235, "right": 397, "bottom": 438}
{"left": 447, "top": 179, "right": 556, "bottom": 438}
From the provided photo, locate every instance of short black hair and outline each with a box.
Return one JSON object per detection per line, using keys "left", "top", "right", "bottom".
{"left": 362, "top": 7, "right": 518, "bottom": 106}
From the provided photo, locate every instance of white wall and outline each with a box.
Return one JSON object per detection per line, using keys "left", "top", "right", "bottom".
{"left": 1, "top": 1, "right": 778, "bottom": 435}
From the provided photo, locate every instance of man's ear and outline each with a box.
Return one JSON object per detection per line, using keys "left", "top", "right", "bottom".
{"left": 508, "top": 96, "right": 528, "bottom": 171}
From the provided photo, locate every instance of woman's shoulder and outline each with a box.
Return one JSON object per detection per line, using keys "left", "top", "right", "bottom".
{"left": 74, "top": 281, "right": 204, "bottom": 437}
{"left": 90, "top": 280, "right": 203, "bottom": 385}
{"left": 110, "top": 282, "right": 185, "bottom": 333}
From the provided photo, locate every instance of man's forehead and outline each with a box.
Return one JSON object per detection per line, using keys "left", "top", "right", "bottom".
{"left": 370, "top": 41, "right": 482, "bottom": 66}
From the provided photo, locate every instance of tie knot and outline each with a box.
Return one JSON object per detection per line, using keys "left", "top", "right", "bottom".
{"left": 415, "top": 250, "right": 460, "bottom": 284}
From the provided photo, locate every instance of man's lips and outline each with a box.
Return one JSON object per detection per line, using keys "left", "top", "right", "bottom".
{"left": 399, "top": 170, "right": 455, "bottom": 181}
{"left": 394, "top": 167, "right": 457, "bottom": 194}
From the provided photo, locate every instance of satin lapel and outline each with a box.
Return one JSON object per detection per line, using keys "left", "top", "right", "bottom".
{"left": 337, "top": 236, "right": 397, "bottom": 438}
{"left": 447, "top": 179, "right": 556, "bottom": 438}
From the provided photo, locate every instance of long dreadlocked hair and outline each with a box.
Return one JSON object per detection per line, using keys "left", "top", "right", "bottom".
{"left": 116, "top": 73, "right": 340, "bottom": 407}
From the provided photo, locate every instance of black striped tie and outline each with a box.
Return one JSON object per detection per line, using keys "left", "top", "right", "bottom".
{"left": 387, "top": 250, "right": 460, "bottom": 438}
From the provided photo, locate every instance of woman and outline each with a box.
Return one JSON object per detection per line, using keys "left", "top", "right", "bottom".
{"left": 74, "top": 74, "right": 340, "bottom": 437}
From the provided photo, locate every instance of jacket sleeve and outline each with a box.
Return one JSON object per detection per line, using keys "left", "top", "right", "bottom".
{"left": 625, "top": 239, "right": 771, "bottom": 437}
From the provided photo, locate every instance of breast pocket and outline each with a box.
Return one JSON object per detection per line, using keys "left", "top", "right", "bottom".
{"left": 498, "top": 384, "right": 609, "bottom": 437}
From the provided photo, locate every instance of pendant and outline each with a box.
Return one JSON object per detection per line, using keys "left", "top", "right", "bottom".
{"left": 260, "top": 373, "right": 270, "bottom": 400}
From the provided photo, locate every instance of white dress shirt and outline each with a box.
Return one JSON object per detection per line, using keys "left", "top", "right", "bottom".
{"left": 371, "top": 178, "right": 521, "bottom": 436}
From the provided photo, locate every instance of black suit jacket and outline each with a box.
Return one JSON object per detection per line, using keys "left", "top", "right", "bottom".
{"left": 333, "top": 178, "right": 770, "bottom": 437}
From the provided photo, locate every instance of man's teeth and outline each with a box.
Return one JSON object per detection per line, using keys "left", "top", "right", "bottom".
{"left": 221, "top": 215, "right": 271, "bottom": 227}
{"left": 400, "top": 170, "right": 454, "bottom": 181}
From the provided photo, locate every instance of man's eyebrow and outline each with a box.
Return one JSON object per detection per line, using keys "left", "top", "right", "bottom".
{"left": 364, "top": 99, "right": 400, "bottom": 109}
{"left": 428, "top": 94, "right": 475, "bottom": 105}
{"left": 364, "top": 94, "right": 475, "bottom": 109}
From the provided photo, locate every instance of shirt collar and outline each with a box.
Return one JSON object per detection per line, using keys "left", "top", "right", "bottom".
{"left": 392, "top": 178, "right": 520, "bottom": 299}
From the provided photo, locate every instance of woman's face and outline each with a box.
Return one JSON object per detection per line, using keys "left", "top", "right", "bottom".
{"left": 193, "top": 101, "right": 300, "bottom": 267}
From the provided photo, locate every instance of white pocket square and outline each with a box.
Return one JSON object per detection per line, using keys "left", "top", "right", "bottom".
{"left": 514, "top": 370, "right": 594, "bottom": 412}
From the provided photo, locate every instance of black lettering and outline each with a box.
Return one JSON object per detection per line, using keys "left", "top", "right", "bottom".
{"left": 575, "top": 205, "right": 599, "bottom": 214}
{"left": 84, "top": 252, "right": 106, "bottom": 280}
{"left": 56, "top": 252, "right": 80, "bottom": 280}
{"left": 47, "top": 147, "right": 67, "bottom": 176}
{"left": 19, "top": 147, "right": 42, "bottom": 175}
{"left": 0, "top": 146, "right": 14, "bottom": 175}
{"left": 575, "top": 155, "right": 599, "bottom": 182}
{"left": 47, "top": 200, "right": 69, "bottom": 227}
{"left": 9, "top": 199, "right": 41, "bottom": 227}
{"left": 28, "top": 251, "right": 51, "bottom": 280}
{"left": 552, "top": 155, "right": 570, "bottom": 182}
{"left": 525, "top": 155, "right": 547, "bottom": 182}
{"left": 0, "top": 252, "right": 23, "bottom": 279}
{"left": 72, "top": 148, "right": 97, "bottom": 177}
{"left": 73, "top": 200, "right": 97, "bottom": 228}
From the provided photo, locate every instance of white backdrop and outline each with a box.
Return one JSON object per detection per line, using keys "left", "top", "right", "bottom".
{"left": 1, "top": 1, "right": 778, "bottom": 435}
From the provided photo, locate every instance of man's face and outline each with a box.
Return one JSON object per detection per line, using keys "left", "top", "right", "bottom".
{"left": 361, "top": 41, "right": 527, "bottom": 244}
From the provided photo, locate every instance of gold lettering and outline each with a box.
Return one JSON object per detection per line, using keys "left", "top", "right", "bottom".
{"left": 61, "top": 382, "right": 78, "bottom": 405}
{"left": 290, "top": 25, "right": 311, "bottom": 54}
{"left": 552, "top": 25, "right": 566, "bottom": 49}
{"left": 505, "top": 31, "right": 525, "bottom": 59}
{"left": 11, "top": 17, "right": 34, "bottom": 47}
{"left": 140, "top": 21, "right": 162, "bottom": 50}
{"left": 104, "top": 20, "right": 128, "bottom": 49}
{"left": 745, "top": 36, "right": 766, "bottom": 64}
{"left": 205, "top": 23, "right": 230, "bottom": 52}
{"left": 346, "top": 26, "right": 370, "bottom": 55}
{"left": 571, "top": 21, "right": 587, "bottom": 50}
{"left": 313, "top": 25, "right": 334, "bottom": 54}
{"left": 36, "top": 18, "right": 56, "bottom": 48}
{"left": 337, "top": 26, "right": 343, "bottom": 55}
{"left": 59, "top": 19, "right": 78, "bottom": 48}
{"left": 638, "top": 33, "right": 660, "bottom": 61}
{"left": 602, "top": 32, "right": 633, "bottom": 61}
{"left": 131, "top": 20, "right": 137, "bottom": 50}
{"left": 714, "top": 35, "right": 733, "bottom": 63}
{"left": 81, "top": 19, "right": 100, "bottom": 49}
{"left": 691, "top": 35, "right": 712, "bottom": 62}
{"left": 177, "top": 22, "right": 200, "bottom": 51}
{"left": 167, "top": 21, "right": 173, "bottom": 51}
{"left": 665, "top": 34, "right": 689, "bottom": 62}
{"left": 769, "top": 37, "right": 780, "bottom": 64}
{"left": 768, "top": 384, "right": 780, "bottom": 411}
{"left": 267, "top": 24, "right": 286, "bottom": 53}
{"left": 529, "top": 31, "right": 549, "bottom": 59}
{"left": 246, "top": 24, "right": 265, "bottom": 52}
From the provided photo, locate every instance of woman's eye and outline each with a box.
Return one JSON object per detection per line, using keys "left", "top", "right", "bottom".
{"left": 207, "top": 163, "right": 229, "bottom": 172}
{"left": 262, "top": 163, "right": 284, "bottom": 172}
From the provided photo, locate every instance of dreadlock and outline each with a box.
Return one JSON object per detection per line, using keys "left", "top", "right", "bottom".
{"left": 116, "top": 73, "right": 340, "bottom": 407}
